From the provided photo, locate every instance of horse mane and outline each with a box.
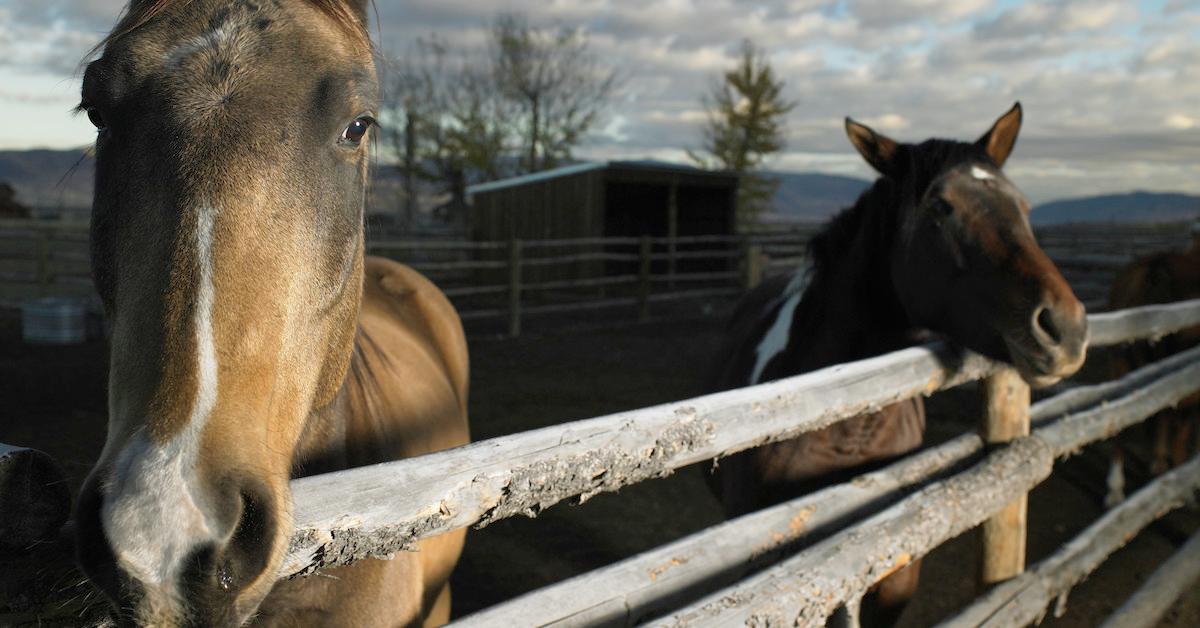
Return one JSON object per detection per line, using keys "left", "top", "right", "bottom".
{"left": 807, "top": 138, "right": 987, "bottom": 281}
{"left": 791, "top": 139, "right": 988, "bottom": 351}
{"left": 88, "top": 0, "right": 370, "bottom": 59}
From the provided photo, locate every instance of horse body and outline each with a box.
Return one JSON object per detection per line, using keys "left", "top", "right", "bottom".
{"left": 73, "top": 2, "right": 469, "bottom": 626}
{"left": 710, "top": 105, "right": 1088, "bottom": 625}
{"left": 258, "top": 258, "right": 469, "bottom": 628}
{"left": 1105, "top": 231, "right": 1200, "bottom": 503}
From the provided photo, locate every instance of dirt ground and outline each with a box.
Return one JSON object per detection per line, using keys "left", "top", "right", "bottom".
{"left": 1, "top": 305, "right": 1197, "bottom": 626}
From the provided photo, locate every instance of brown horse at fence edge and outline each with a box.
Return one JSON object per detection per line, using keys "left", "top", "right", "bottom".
{"left": 72, "top": 1, "right": 470, "bottom": 626}
{"left": 1104, "top": 221, "right": 1200, "bottom": 507}
{"left": 708, "top": 103, "right": 1089, "bottom": 626}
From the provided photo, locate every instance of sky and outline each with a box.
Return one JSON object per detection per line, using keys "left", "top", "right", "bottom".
{"left": 0, "top": 0, "right": 1197, "bottom": 203}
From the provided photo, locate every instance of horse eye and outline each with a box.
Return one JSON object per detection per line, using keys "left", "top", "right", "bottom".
{"left": 340, "top": 117, "right": 372, "bottom": 145}
{"left": 86, "top": 107, "right": 105, "bottom": 130}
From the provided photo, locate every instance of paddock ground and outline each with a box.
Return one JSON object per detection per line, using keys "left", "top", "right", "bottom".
{"left": 1, "top": 306, "right": 1197, "bottom": 626}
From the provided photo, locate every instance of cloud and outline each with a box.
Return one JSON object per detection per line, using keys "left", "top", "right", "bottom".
{"left": 0, "top": 0, "right": 1197, "bottom": 202}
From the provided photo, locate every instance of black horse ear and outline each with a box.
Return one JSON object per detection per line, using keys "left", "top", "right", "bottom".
{"left": 845, "top": 118, "right": 900, "bottom": 176}
{"left": 976, "top": 102, "right": 1022, "bottom": 168}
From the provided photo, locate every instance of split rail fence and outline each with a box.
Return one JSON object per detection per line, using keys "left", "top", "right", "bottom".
{"left": 262, "top": 298, "right": 1200, "bottom": 627}
{"left": 3, "top": 220, "right": 1193, "bottom": 335}
{"left": 3, "top": 243, "right": 1200, "bottom": 623}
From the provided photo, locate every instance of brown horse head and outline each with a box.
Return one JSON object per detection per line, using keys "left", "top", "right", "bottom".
{"left": 844, "top": 104, "right": 1087, "bottom": 386}
{"left": 74, "top": 0, "right": 377, "bottom": 624}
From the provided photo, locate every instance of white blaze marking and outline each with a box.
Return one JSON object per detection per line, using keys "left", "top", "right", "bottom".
{"left": 164, "top": 19, "right": 241, "bottom": 69}
{"left": 750, "top": 267, "right": 809, "bottom": 385}
{"left": 102, "top": 206, "right": 221, "bottom": 587}
{"left": 971, "top": 166, "right": 994, "bottom": 180}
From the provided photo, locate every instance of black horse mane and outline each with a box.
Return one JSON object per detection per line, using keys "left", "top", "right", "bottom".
{"left": 806, "top": 138, "right": 990, "bottom": 281}
{"left": 781, "top": 138, "right": 993, "bottom": 358}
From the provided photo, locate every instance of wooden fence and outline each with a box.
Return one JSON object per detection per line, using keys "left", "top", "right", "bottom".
{"left": 3, "top": 292, "right": 1200, "bottom": 620}
{"left": 0, "top": 220, "right": 94, "bottom": 303}
{"left": 249, "top": 298, "right": 1200, "bottom": 628}
{"left": 2, "top": 219, "right": 1193, "bottom": 335}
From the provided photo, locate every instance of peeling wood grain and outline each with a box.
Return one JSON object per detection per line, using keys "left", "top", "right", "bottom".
{"left": 1088, "top": 298, "right": 1200, "bottom": 346}
{"left": 980, "top": 370, "right": 1031, "bottom": 586}
{"left": 279, "top": 300, "right": 1200, "bottom": 578}
{"left": 448, "top": 435, "right": 983, "bottom": 628}
{"left": 648, "top": 356, "right": 1200, "bottom": 628}
{"left": 650, "top": 438, "right": 1056, "bottom": 628}
{"left": 282, "top": 343, "right": 998, "bottom": 577}
{"left": 939, "top": 455, "right": 1200, "bottom": 628}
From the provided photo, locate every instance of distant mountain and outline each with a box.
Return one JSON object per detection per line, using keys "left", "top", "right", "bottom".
{"left": 2, "top": 149, "right": 1196, "bottom": 227}
{"left": 766, "top": 171, "right": 870, "bottom": 221}
{"left": 0, "top": 149, "right": 94, "bottom": 217}
{"left": 1030, "top": 191, "right": 1200, "bottom": 225}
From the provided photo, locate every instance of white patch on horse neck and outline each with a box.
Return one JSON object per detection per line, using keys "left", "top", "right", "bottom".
{"left": 750, "top": 267, "right": 810, "bottom": 385}
{"left": 101, "top": 205, "right": 221, "bottom": 588}
{"left": 971, "top": 166, "right": 994, "bottom": 181}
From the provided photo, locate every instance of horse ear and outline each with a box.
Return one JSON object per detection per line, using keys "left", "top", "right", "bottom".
{"left": 845, "top": 118, "right": 900, "bottom": 176}
{"left": 976, "top": 102, "right": 1022, "bottom": 167}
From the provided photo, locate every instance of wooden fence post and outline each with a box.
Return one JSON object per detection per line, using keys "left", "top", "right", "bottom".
{"left": 980, "top": 368, "right": 1031, "bottom": 586}
{"left": 743, "top": 244, "right": 765, "bottom": 290}
{"left": 667, "top": 182, "right": 678, "bottom": 291}
{"left": 637, "top": 235, "right": 652, "bottom": 322}
{"left": 36, "top": 229, "right": 50, "bottom": 297}
{"left": 507, "top": 237, "right": 522, "bottom": 338}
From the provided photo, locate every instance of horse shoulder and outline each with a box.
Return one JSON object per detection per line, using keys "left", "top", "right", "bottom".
{"left": 347, "top": 256, "right": 470, "bottom": 460}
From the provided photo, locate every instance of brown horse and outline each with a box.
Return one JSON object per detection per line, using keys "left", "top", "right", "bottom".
{"left": 1104, "top": 222, "right": 1200, "bottom": 506}
{"left": 72, "top": 1, "right": 470, "bottom": 626}
{"left": 709, "top": 104, "right": 1088, "bottom": 625}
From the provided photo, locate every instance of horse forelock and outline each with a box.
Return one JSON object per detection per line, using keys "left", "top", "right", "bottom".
{"left": 90, "top": 0, "right": 370, "bottom": 63}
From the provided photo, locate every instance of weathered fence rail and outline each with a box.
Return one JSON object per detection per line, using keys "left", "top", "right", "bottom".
{"left": 1098, "top": 530, "right": 1200, "bottom": 628}
{"left": 652, "top": 345, "right": 1200, "bottom": 627}
{"left": 4, "top": 295, "right": 1196, "bottom": 627}
{"left": 940, "top": 456, "right": 1200, "bottom": 628}
{"left": 277, "top": 300, "right": 1200, "bottom": 605}
{"left": 5, "top": 220, "right": 1193, "bottom": 335}
{"left": 3, "top": 216, "right": 1200, "bottom": 626}
{"left": 452, "top": 341, "right": 1200, "bottom": 627}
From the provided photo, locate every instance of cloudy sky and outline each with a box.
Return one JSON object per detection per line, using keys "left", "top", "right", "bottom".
{"left": 0, "top": 0, "right": 1197, "bottom": 202}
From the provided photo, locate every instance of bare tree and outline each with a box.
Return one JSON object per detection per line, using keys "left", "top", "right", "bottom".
{"left": 491, "top": 13, "right": 619, "bottom": 173}
{"left": 380, "top": 37, "right": 512, "bottom": 228}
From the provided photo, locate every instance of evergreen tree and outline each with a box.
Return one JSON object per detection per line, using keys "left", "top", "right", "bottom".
{"left": 689, "top": 40, "right": 795, "bottom": 229}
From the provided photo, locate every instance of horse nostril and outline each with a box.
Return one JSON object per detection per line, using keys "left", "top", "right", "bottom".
{"left": 1034, "top": 305, "right": 1063, "bottom": 346}
{"left": 218, "top": 560, "right": 235, "bottom": 592}
{"left": 217, "top": 485, "right": 275, "bottom": 595}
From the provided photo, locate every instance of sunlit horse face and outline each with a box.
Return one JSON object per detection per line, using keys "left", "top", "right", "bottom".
{"left": 845, "top": 104, "right": 1087, "bottom": 387}
{"left": 74, "top": 0, "right": 377, "bottom": 624}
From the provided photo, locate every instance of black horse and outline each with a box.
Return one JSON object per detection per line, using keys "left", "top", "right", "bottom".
{"left": 709, "top": 104, "right": 1088, "bottom": 625}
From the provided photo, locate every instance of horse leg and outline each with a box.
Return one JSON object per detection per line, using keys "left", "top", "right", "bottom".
{"left": 1104, "top": 445, "right": 1126, "bottom": 508}
{"left": 1152, "top": 413, "right": 1170, "bottom": 475}
{"left": 860, "top": 558, "right": 921, "bottom": 627}
{"left": 1194, "top": 407, "right": 1200, "bottom": 458}
{"left": 422, "top": 583, "right": 452, "bottom": 628}
{"left": 1172, "top": 413, "right": 1193, "bottom": 468}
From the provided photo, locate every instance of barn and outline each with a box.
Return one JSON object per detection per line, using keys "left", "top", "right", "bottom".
{"left": 466, "top": 160, "right": 739, "bottom": 243}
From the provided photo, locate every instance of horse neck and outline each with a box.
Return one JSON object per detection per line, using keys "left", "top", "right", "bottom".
{"left": 289, "top": 331, "right": 368, "bottom": 479}
{"left": 795, "top": 184, "right": 912, "bottom": 367}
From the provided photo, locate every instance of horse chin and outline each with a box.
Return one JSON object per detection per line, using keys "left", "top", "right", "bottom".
{"left": 1002, "top": 338, "right": 1066, "bottom": 389}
